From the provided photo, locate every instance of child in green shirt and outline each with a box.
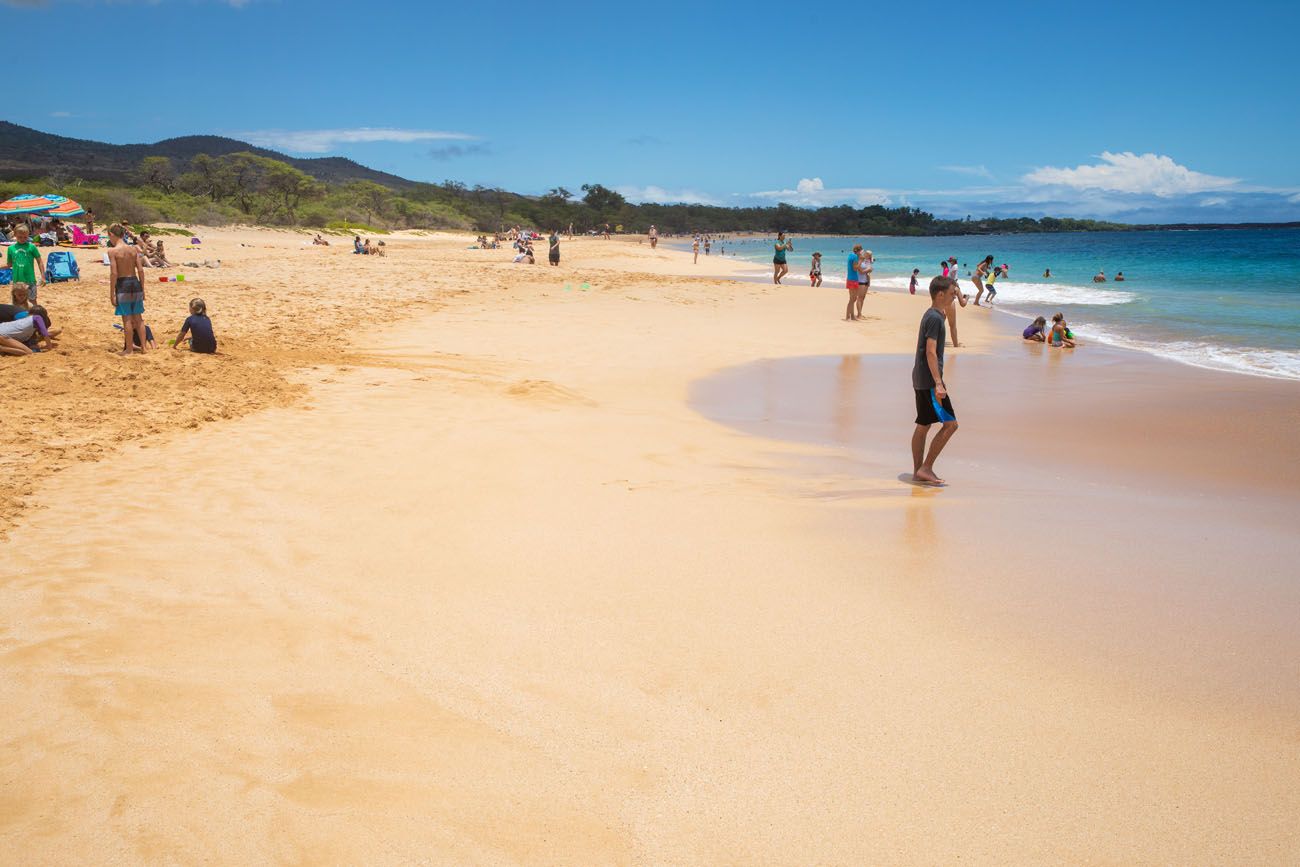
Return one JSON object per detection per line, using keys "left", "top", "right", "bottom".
{"left": 6, "top": 224, "right": 44, "bottom": 301}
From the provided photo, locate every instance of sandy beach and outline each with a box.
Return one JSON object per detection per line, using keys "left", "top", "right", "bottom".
{"left": 2, "top": 231, "right": 1298, "bottom": 864}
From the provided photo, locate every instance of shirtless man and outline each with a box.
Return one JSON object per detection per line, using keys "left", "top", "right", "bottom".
{"left": 108, "top": 223, "right": 148, "bottom": 356}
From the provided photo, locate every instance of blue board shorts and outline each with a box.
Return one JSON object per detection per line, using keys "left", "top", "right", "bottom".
{"left": 114, "top": 276, "right": 144, "bottom": 316}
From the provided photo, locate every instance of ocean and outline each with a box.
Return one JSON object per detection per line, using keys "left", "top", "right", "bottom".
{"left": 681, "top": 228, "right": 1300, "bottom": 381}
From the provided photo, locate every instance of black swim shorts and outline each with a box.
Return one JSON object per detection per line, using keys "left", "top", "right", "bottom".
{"left": 915, "top": 388, "right": 957, "bottom": 425}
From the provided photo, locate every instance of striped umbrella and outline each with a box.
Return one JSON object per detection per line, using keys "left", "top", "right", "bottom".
{"left": 44, "top": 195, "right": 86, "bottom": 219}
{"left": 0, "top": 194, "right": 58, "bottom": 215}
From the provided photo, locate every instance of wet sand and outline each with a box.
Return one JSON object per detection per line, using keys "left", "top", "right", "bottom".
{"left": 2, "top": 234, "right": 1298, "bottom": 864}
{"left": 691, "top": 345, "right": 1300, "bottom": 724}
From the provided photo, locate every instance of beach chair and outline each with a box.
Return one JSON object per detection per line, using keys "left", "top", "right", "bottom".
{"left": 44, "top": 250, "right": 80, "bottom": 283}
{"left": 71, "top": 225, "right": 100, "bottom": 247}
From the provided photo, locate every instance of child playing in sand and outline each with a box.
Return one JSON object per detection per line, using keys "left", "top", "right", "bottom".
{"left": 1023, "top": 316, "right": 1047, "bottom": 341}
{"left": 0, "top": 305, "right": 58, "bottom": 355}
{"left": 1048, "top": 313, "right": 1075, "bottom": 348}
{"left": 909, "top": 268, "right": 920, "bottom": 294}
{"left": 173, "top": 298, "right": 217, "bottom": 354}
{"left": 810, "top": 252, "right": 823, "bottom": 287}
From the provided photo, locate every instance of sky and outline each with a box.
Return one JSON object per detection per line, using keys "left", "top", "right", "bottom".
{"left": 6, "top": 0, "right": 1300, "bottom": 222}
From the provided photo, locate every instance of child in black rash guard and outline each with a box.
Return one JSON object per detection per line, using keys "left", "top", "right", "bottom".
{"left": 173, "top": 298, "right": 217, "bottom": 354}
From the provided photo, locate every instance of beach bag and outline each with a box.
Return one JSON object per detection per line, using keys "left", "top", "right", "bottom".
{"left": 44, "top": 250, "right": 80, "bottom": 283}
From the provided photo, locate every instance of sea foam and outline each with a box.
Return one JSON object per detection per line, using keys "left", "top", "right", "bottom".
{"left": 1070, "top": 323, "right": 1300, "bottom": 381}
{"left": 870, "top": 276, "right": 1136, "bottom": 307}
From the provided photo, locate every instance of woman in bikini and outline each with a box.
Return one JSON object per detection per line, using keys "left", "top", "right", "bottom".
{"left": 972, "top": 254, "right": 994, "bottom": 306}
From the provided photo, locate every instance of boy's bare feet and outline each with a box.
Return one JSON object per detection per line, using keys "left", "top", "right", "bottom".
{"left": 913, "top": 468, "right": 946, "bottom": 486}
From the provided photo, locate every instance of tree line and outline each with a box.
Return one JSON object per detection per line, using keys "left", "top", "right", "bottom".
{"left": 11, "top": 151, "right": 1139, "bottom": 236}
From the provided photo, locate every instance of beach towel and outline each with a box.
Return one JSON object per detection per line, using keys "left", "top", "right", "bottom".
{"left": 0, "top": 268, "right": 11, "bottom": 285}
{"left": 44, "top": 250, "right": 80, "bottom": 283}
{"left": 71, "top": 226, "right": 101, "bottom": 247}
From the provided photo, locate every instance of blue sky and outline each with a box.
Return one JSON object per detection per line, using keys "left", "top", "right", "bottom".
{"left": 7, "top": 0, "right": 1300, "bottom": 222}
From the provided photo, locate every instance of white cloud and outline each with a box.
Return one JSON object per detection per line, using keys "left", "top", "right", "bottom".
{"left": 751, "top": 177, "right": 892, "bottom": 207}
{"left": 938, "top": 164, "right": 994, "bottom": 180}
{"left": 1023, "top": 151, "right": 1238, "bottom": 197}
{"left": 616, "top": 185, "right": 720, "bottom": 206}
{"left": 49, "top": 110, "right": 72, "bottom": 118}
{"left": 1199, "top": 197, "right": 1229, "bottom": 207}
{"left": 238, "top": 127, "right": 476, "bottom": 154}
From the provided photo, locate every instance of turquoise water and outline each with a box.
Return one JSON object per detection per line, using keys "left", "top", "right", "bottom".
{"left": 690, "top": 229, "right": 1300, "bottom": 380}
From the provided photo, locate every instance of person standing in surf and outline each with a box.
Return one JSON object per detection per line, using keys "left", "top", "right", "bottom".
{"left": 973, "top": 255, "right": 994, "bottom": 306}
{"left": 846, "top": 245, "right": 863, "bottom": 320}
{"left": 853, "top": 249, "right": 873, "bottom": 319}
{"left": 773, "top": 231, "right": 793, "bottom": 284}
{"left": 945, "top": 268, "right": 968, "bottom": 347}
{"left": 911, "top": 276, "right": 960, "bottom": 485}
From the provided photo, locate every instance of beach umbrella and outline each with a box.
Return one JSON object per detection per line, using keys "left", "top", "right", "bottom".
{"left": 44, "top": 196, "right": 86, "bottom": 219}
{"left": 0, "top": 194, "right": 58, "bottom": 215}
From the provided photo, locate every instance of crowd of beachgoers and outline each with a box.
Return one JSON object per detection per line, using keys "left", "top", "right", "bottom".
{"left": 4, "top": 216, "right": 1091, "bottom": 487}
{"left": 1, "top": 212, "right": 215, "bottom": 357}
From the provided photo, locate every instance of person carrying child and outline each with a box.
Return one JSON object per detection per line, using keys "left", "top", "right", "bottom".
{"left": 173, "top": 298, "right": 218, "bottom": 354}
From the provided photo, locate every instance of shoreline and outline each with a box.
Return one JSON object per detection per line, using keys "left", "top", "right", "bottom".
{"left": 2, "top": 232, "right": 1297, "bottom": 862}
{"left": 674, "top": 236, "right": 1300, "bottom": 383}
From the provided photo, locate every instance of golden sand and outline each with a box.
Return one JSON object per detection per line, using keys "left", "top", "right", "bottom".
{"left": 2, "top": 230, "right": 1298, "bottom": 864}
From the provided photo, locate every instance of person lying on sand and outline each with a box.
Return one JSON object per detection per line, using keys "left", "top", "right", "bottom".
{"left": 0, "top": 306, "right": 57, "bottom": 355}
{"left": 9, "top": 285, "right": 61, "bottom": 337}
{"left": 119, "top": 322, "right": 158, "bottom": 351}
{"left": 312, "top": 234, "right": 330, "bottom": 246}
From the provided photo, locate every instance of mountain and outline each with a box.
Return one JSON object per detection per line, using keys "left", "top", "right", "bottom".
{"left": 0, "top": 121, "right": 416, "bottom": 189}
